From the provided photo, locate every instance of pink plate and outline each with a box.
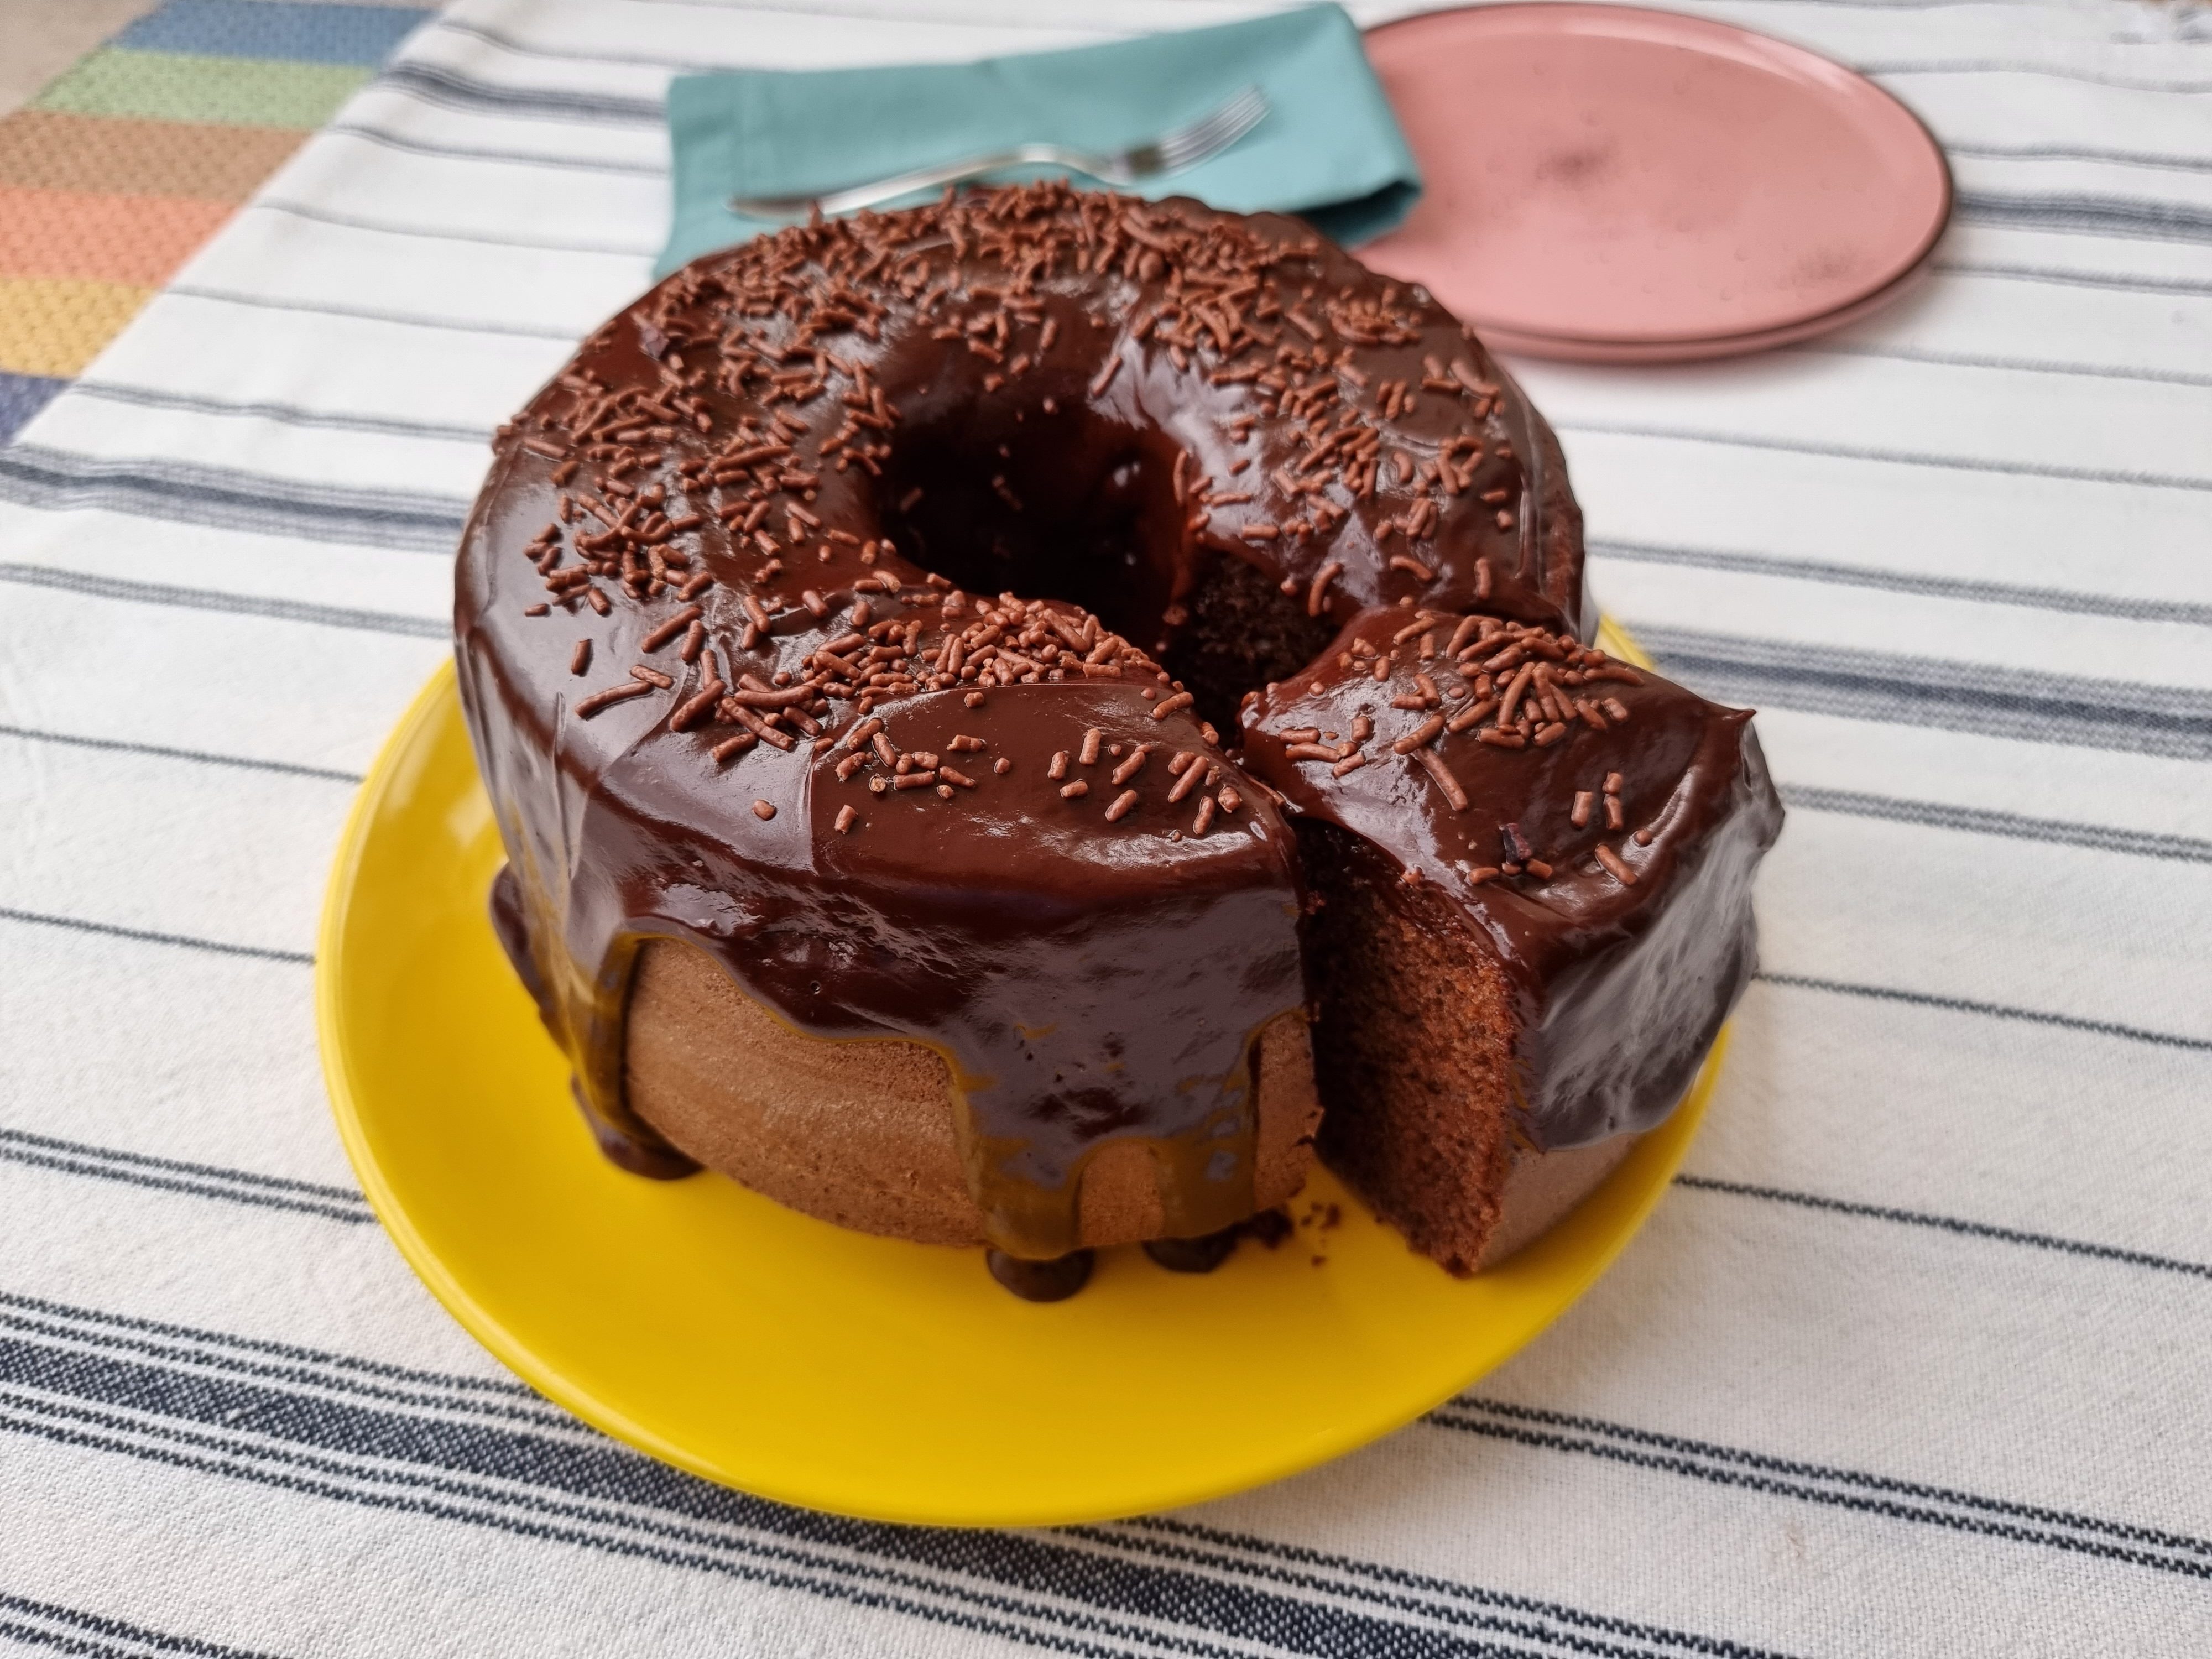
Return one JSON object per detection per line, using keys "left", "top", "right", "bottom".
{"left": 1359, "top": 3, "right": 1951, "bottom": 356}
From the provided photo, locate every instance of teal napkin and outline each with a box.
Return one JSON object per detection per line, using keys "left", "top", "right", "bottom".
{"left": 658, "top": 4, "right": 1419, "bottom": 277}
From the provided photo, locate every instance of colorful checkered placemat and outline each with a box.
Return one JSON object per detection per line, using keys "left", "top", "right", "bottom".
{"left": 0, "top": 0, "right": 430, "bottom": 440}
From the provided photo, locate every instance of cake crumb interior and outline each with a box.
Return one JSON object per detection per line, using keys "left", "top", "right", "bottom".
{"left": 1298, "top": 820, "right": 1521, "bottom": 1275}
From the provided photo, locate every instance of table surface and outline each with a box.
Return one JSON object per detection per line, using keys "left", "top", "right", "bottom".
{"left": 2, "top": 2, "right": 2210, "bottom": 1656}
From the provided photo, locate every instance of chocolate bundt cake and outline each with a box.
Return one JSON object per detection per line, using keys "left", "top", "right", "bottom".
{"left": 455, "top": 182, "right": 1781, "bottom": 1298}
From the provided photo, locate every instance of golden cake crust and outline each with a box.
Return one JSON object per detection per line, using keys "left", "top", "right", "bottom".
{"left": 626, "top": 938, "right": 1323, "bottom": 1249}
{"left": 627, "top": 937, "right": 1634, "bottom": 1261}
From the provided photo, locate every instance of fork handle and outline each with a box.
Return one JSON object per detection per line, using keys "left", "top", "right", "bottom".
{"left": 728, "top": 143, "right": 1102, "bottom": 221}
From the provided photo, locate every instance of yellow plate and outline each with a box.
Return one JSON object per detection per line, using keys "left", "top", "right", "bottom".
{"left": 317, "top": 618, "right": 1716, "bottom": 1528}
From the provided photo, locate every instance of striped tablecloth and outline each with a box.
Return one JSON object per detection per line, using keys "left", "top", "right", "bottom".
{"left": 4, "top": 2, "right": 2209, "bottom": 1655}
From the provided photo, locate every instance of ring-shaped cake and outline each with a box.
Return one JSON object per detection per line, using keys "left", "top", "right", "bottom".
{"left": 456, "top": 184, "right": 1782, "bottom": 1297}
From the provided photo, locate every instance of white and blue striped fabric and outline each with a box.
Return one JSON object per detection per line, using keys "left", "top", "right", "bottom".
{"left": 4, "top": 1, "right": 2210, "bottom": 1653}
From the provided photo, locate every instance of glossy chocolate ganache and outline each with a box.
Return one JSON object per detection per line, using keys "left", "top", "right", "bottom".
{"left": 456, "top": 182, "right": 1781, "bottom": 1293}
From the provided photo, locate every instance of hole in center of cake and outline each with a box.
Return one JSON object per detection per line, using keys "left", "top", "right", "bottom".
{"left": 871, "top": 403, "right": 1336, "bottom": 735}
{"left": 873, "top": 403, "right": 1183, "bottom": 643}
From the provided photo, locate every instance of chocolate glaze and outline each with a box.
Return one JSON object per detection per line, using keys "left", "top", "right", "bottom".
{"left": 1243, "top": 609, "right": 1782, "bottom": 1148}
{"left": 491, "top": 866, "right": 699, "bottom": 1178}
{"left": 1142, "top": 1225, "right": 1241, "bottom": 1274}
{"left": 988, "top": 1248, "right": 1094, "bottom": 1301}
{"left": 454, "top": 183, "right": 1773, "bottom": 1267}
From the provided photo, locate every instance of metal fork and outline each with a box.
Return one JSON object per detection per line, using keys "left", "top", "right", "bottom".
{"left": 727, "top": 85, "right": 1270, "bottom": 220}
